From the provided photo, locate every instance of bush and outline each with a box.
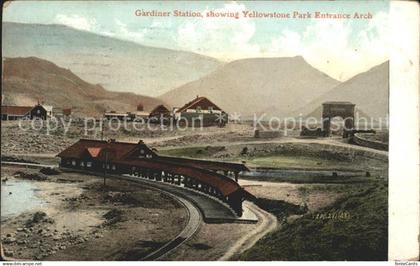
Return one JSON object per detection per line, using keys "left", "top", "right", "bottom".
{"left": 40, "top": 167, "right": 61, "bottom": 175}
{"left": 14, "top": 171, "right": 48, "bottom": 181}
{"left": 103, "top": 209, "right": 124, "bottom": 225}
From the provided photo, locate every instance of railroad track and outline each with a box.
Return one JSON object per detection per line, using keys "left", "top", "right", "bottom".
{"left": 120, "top": 175, "right": 202, "bottom": 261}
{"left": 1, "top": 162, "right": 202, "bottom": 261}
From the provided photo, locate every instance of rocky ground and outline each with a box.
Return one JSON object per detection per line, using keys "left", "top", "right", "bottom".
{"left": 358, "top": 131, "right": 389, "bottom": 144}
{"left": 0, "top": 121, "right": 255, "bottom": 155}
{"left": 239, "top": 180, "right": 342, "bottom": 213}
{"left": 1, "top": 166, "right": 187, "bottom": 260}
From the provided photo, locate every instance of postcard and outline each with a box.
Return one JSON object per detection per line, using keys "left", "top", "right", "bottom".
{"left": 1, "top": 0, "right": 418, "bottom": 263}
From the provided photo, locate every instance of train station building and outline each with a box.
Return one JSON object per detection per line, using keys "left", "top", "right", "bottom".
{"left": 57, "top": 139, "right": 253, "bottom": 216}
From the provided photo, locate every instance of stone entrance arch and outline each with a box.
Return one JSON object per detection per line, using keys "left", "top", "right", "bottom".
{"left": 322, "top": 101, "right": 355, "bottom": 138}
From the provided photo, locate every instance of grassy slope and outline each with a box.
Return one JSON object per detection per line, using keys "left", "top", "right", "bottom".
{"left": 238, "top": 181, "right": 388, "bottom": 261}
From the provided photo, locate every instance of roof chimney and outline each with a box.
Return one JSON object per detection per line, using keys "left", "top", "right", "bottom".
{"left": 138, "top": 140, "right": 144, "bottom": 144}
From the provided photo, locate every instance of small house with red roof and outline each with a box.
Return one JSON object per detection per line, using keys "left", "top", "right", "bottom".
{"left": 149, "top": 104, "right": 171, "bottom": 123}
{"left": 1, "top": 106, "right": 32, "bottom": 120}
{"left": 175, "top": 96, "right": 227, "bottom": 127}
{"left": 1, "top": 103, "right": 54, "bottom": 120}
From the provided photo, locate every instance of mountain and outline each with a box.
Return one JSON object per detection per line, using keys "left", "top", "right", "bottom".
{"left": 159, "top": 56, "right": 340, "bottom": 118}
{"left": 2, "top": 22, "right": 221, "bottom": 96}
{"left": 293, "top": 61, "right": 389, "bottom": 119}
{"left": 2, "top": 57, "right": 165, "bottom": 117}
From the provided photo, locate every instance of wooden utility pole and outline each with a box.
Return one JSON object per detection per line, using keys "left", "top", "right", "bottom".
{"left": 103, "top": 146, "right": 108, "bottom": 187}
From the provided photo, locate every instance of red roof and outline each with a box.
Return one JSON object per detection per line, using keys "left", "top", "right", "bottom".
{"left": 57, "top": 139, "right": 138, "bottom": 160}
{"left": 116, "top": 158, "right": 240, "bottom": 196}
{"left": 150, "top": 105, "right": 170, "bottom": 116}
{"left": 63, "top": 108, "right": 72, "bottom": 116}
{"left": 177, "top": 97, "right": 223, "bottom": 113}
{"left": 1, "top": 106, "right": 32, "bottom": 116}
{"left": 86, "top": 147, "right": 102, "bottom": 158}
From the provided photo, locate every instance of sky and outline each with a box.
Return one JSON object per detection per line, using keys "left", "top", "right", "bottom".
{"left": 3, "top": 1, "right": 390, "bottom": 81}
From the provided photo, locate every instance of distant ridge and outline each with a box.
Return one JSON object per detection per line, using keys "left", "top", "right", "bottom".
{"left": 160, "top": 56, "right": 340, "bottom": 118}
{"left": 2, "top": 57, "right": 165, "bottom": 117}
{"left": 2, "top": 22, "right": 221, "bottom": 96}
{"left": 293, "top": 61, "right": 389, "bottom": 119}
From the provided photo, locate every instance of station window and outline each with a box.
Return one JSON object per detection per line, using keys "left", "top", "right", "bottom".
{"left": 71, "top": 160, "right": 76, "bottom": 166}
{"left": 80, "top": 161, "right": 85, "bottom": 167}
{"left": 112, "top": 165, "right": 116, "bottom": 170}
{"left": 87, "top": 162, "right": 92, "bottom": 167}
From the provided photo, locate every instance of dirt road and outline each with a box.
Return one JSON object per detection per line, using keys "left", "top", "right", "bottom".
{"left": 218, "top": 201, "right": 278, "bottom": 261}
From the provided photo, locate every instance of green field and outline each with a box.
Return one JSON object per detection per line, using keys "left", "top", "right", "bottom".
{"left": 245, "top": 155, "right": 363, "bottom": 170}
{"left": 158, "top": 146, "right": 386, "bottom": 182}
{"left": 159, "top": 146, "right": 365, "bottom": 169}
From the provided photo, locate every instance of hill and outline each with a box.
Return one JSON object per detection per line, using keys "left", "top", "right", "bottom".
{"left": 238, "top": 181, "right": 387, "bottom": 260}
{"left": 293, "top": 61, "right": 389, "bottom": 119}
{"left": 2, "top": 57, "right": 165, "bottom": 117}
{"left": 2, "top": 22, "right": 221, "bottom": 96}
{"left": 159, "top": 56, "right": 340, "bottom": 118}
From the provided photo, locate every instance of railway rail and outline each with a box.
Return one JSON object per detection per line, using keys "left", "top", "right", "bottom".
{"left": 0, "top": 161, "right": 202, "bottom": 261}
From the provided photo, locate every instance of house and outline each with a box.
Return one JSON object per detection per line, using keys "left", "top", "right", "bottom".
{"left": 104, "top": 110, "right": 150, "bottom": 122}
{"left": 136, "top": 104, "right": 144, "bottom": 111}
{"left": 149, "top": 104, "right": 171, "bottom": 123}
{"left": 1, "top": 103, "right": 53, "bottom": 120}
{"left": 30, "top": 104, "right": 49, "bottom": 120}
{"left": 104, "top": 111, "right": 130, "bottom": 121}
{"left": 53, "top": 107, "right": 72, "bottom": 118}
{"left": 103, "top": 103, "right": 150, "bottom": 121}
{"left": 43, "top": 105, "right": 53, "bottom": 118}
{"left": 132, "top": 111, "right": 150, "bottom": 121}
{"left": 1, "top": 106, "right": 32, "bottom": 120}
{"left": 57, "top": 139, "right": 157, "bottom": 171}
{"left": 175, "top": 96, "right": 228, "bottom": 126}
{"left": 63, "top": 108, "right": 72, "bottom": 117}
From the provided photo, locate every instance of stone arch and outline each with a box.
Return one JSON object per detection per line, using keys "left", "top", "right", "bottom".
{"left": 322, "top": 102, "right": 355, "bottom": 138}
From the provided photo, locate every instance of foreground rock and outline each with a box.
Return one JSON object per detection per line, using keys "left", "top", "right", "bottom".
{"left": 14, "top": 171, "right": 48, "bottom": 181}
{"left": 25, "top": 211, "right": 54, "bottom": 227}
